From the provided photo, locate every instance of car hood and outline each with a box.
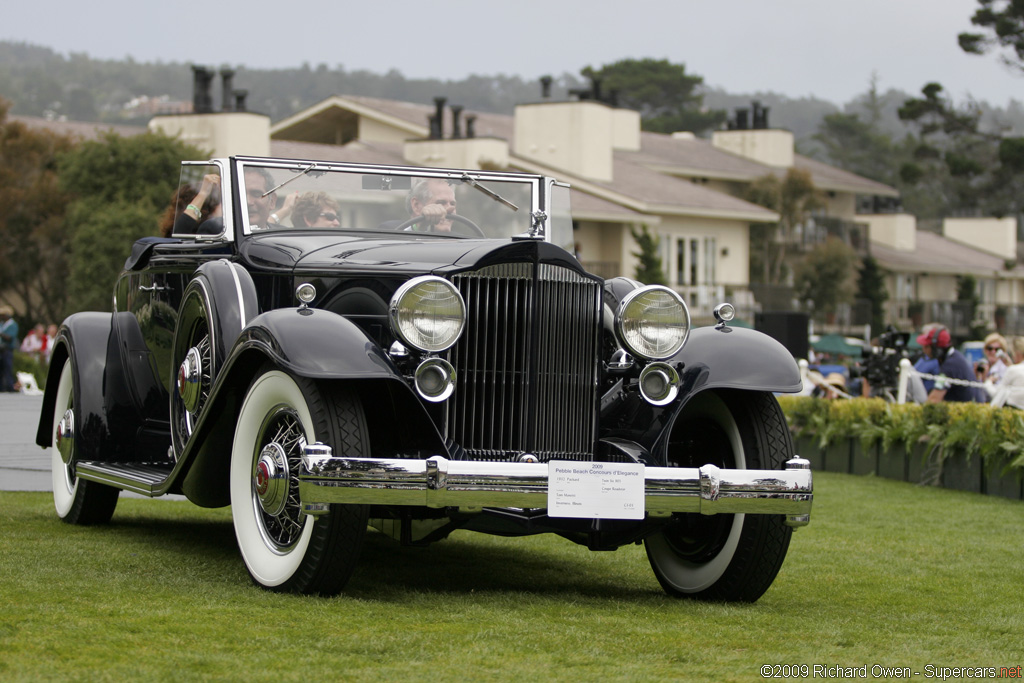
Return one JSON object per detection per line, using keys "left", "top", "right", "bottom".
{"left": 240, "top": 232, "right": 584, "bottom": 277}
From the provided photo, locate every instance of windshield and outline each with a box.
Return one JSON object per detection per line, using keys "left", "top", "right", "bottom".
{"left": 170, "top": 163, "right": 224, "bottom": 237}
{"left": 237, "top": 161, "right": 543, "bottom": 239}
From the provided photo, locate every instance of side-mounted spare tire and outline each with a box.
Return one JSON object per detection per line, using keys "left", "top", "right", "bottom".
{"left": 644, "top": 390, "right": 794, "bottom": 602}
{"left": 171, "top": 259, "right": 257, "bottom": 457}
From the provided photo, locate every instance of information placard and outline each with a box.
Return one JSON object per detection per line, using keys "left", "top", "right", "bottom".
{"left": 548, "top": 461, "right": 645, "bottom": 519}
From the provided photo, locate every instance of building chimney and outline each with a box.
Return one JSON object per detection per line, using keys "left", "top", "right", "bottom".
{"left": 191, "top": 65, "right": 214, "bottom": 114}
{"left": 450, "top": 105, "right": 464, "bottom": 139}
{"left": 465, "top": 115, "right": 476, "bottom": 139}
{"left": 540, "top": 75, "right": 553, "bottom": 99}
{"left": 233, "top": 90, "right": 248, "bottom": 112}
{"left": 734, "top": 107, "right": 749, "bottom": 130}
{"left": 220, "top": 69, "right": 235, "bottom": 112}
{"left": 752, "top": 100, "right": 770, "bottom": 129}
{"left": 432, "top": 97, "right": 447, "bottom": 139}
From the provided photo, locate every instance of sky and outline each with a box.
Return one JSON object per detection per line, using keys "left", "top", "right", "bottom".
{"left": 3, "top": 0, "right": 1022, "bottom": 107}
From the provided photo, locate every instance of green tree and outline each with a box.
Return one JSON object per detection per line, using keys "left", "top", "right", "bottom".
{"left": 856, "top": 255, "right": 889, "bottom": 335}
{"left": 630, "top": 224, "right": 667, "bottom": 285}
{"left": 896, "top": 82, "right": 1024, "bottom": 219}
{"left": 959, "top": 0, "right": 1024, "bottom": 71}
{"left": 58, "top": 130, "right": 206, "bottom": 313}
{"left": 744, "top": 168, "right": 823, "bottom": 285}
{"left": 580, "top": 58, "right": 726, "bottom": 135}
{"left": 0, "top": 98, "right": 74, "bottom": 325}
{"left": 794, "top": 238, "right": 858, "bottom": 319}
{"left": 956, "top": 274, "right": 988, "bottom": 339}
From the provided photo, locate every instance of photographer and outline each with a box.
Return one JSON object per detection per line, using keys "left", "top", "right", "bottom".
{"left": 917, "top": 326, "right": 981, "bottom": 403}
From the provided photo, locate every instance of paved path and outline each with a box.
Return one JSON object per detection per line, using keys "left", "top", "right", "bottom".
{"left": 0, "top": 393, "right": 50, "bottom": 491}
{"left": 1, "top": 392, "right": 182, "bottom": 500}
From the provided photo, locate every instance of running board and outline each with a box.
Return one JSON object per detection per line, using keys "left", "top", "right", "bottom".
{"left": 75, "top": 461, "right": 174, "bottom": 496}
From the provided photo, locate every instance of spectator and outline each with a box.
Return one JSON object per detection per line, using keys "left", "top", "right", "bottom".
{"left": 0, "top": 305, "right": 19, "bottom": 392}
{"left": 44, "top": 324, "right": 57, "bottom": 364}
{"left": 913, "top": 323, "right": 942, "bottom": 392}
{"left": 979, "top": 332, "right": 1009, "bottom": 384}
{"left": 20, "top": 323, "right": 45, "bottom": 359}
{"left": 917, "top": 326, "right": 980, "bottom": 403}
{"left": 991, "top": 336, "right": 1024, "bottom": 409}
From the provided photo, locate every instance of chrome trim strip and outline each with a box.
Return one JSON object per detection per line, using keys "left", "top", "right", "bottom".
{"left": 227, "top": 260, "right": 247, "bottom": 330}
{"left": 75, "top": 461, "right": 173, "bottom": 496}
{"left": 298, "top": 455, "right": 812, "bottom": 520}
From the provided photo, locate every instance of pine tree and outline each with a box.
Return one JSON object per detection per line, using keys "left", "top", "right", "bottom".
{"left": 630, "top": 224, "right": 667, "bottom": 285}
{"left": 857, "top": 256, "right": 889, "bottom": 336}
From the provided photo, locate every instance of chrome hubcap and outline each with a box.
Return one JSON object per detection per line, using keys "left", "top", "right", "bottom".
{"left": 254, "top": 442, "right": 289, "bottom": 517}
{"left": 56, "top": 409, "right": 75, "bottom": 464}
{"left": 177, "top": 347, "right": 204, "bottom": 414}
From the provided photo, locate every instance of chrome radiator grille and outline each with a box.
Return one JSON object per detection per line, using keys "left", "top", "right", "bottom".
{"left": 447, "top": 263, "right": 601, "bottom": 462}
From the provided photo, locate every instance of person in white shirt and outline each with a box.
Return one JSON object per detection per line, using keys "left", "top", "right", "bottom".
{"left": 990, "top": 336, "right": 1024, "bottom": 409}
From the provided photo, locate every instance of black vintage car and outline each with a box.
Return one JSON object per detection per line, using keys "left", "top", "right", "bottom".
{"left": 37, "top": 157, "right": 811, "bottom": 601}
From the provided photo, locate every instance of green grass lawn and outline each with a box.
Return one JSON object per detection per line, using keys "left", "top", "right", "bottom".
{"left": 1, "top": 473, "right": 1021, "bottom": 682}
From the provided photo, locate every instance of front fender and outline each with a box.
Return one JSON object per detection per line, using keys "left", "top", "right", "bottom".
{"left": 176, "top": 307, "right": 444, "bottom": 506}
{"left": 674, "top": 325, "right": 802, "bottom": 397}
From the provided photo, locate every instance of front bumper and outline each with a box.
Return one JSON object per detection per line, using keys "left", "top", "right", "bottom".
{"left": 298, "top": 447, "right": 813, "bottom": 528}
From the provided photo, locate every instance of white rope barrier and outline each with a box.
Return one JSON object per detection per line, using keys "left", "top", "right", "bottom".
{"left": 896, "top": 358, "right": 989, "bottom": 404}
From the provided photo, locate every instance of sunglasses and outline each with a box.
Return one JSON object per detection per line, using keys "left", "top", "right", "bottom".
{"left": 319, "top": 212, "right": 339, "bottom": 222}
{"left": 985, "top": 345, "right": 1002, "bottom": 352}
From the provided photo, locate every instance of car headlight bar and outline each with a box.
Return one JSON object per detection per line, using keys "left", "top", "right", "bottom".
{"left": 615, "top": 285, "right": 690, "bottom": 360}
{"left": 388, "top": 276, "right": 466, "bottom": 353}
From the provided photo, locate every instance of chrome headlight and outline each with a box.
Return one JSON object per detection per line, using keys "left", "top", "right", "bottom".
{"left": 388, "top": 276, "right": 466, "bottom": 353}
{"left": 615, "top": 285, "right": 690, "bottom": 360}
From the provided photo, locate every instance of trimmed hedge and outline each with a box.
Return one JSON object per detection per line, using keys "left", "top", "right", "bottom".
{"left": 778, "top": 396, "right": 1024, "bottom": 478}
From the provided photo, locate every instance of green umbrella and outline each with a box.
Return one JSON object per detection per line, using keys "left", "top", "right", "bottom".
{"left": 812, "top": 334, "right": 863, "bottom": 357}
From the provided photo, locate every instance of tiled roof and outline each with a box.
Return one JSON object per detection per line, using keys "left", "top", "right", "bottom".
{"left": 872, "top": 230, "right": 1024, "bottom": 277}
{"left": 270, "top": 138, "right": 407, "bottom": 165}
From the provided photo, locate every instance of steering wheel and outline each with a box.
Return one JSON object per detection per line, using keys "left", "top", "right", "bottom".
{"left": 393, "top": 213, "right": 485, "bottom": 237}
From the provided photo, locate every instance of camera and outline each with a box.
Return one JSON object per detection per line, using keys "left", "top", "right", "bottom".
{"left": 857, "top": 326, "right": 913, "bottom": 399}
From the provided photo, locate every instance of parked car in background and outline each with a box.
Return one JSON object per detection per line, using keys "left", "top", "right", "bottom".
{"left": 37, "top": 156, "right": 812, "bottom": 601}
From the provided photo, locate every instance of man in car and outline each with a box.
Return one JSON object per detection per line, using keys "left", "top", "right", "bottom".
{"left": 406, "top": 179, "right": 457, "bottom": 232}
{"left": 244, "top": 167, "right": 279, "bottom": 230}
{"left": 918, "top": 326, "right": 981, "bottom": 403}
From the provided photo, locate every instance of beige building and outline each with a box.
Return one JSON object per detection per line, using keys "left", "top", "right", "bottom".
{"left": 150, "top": 91, "right": 899, "bottom": 323}
{"left": 862, "top": 213, "right": 1024, "bottom": 337}
{"left": 26, "top": 85, "right": 970, "bottom": 332}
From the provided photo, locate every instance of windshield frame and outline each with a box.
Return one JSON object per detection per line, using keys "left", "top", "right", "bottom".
{"left": 230, "top": 156, "right": 561, "bottom": 241}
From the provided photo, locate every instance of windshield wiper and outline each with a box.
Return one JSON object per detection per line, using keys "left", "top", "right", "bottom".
{"left": 262, "top": 163, "right": 321, "bottom": 197}
{"left": 460, "top": 173, "right": 518, "bottom": 211}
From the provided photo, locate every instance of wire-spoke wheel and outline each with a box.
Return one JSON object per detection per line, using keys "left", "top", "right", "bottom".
{"left": 645, "top": 390, "right": 793, "bottom": 602}
{"left": 230, "top": 367, "right": 368, "bottom": 594}
{"left": 171, "top": 283, "right": 216, "bottom": 458}
{"left": 50, "top": 359, "right": 119, "bottom": 525}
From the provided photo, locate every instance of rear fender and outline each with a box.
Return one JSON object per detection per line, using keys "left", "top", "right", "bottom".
{"left": 177, "top": 307, "right": 445, "bottom": 507}
{"left": 34, "top": 313, "right": 138, "bottom": 461}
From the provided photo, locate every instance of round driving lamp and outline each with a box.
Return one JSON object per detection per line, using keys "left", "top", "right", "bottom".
{"left": 639, "top": 362, "right": 680, "bottom": 406}
{"left": 295, "top": 283, "right": 317, "bottom": 305}
{"left": 615, "top": 285, "right": 690, "bottom": 360}
{"left": 414, "top": 357, "right": 456, "bottom": 402}
{"left": 713, "top": 302, "right": 736, "bottom": 324}
{"left": 389, "top": 276, "right": 466, "bottom": 353}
